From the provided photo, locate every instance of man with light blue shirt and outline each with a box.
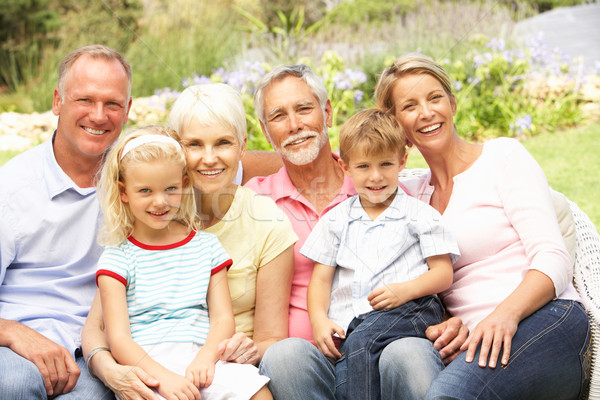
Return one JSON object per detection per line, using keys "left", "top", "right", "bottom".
{"left": 0, "top": 45, "right": 132, "bottom": 399}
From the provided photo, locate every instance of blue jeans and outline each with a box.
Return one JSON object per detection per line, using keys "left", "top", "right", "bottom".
{"left": 424, "top": 300, "right": 591, "bottom": 399}
{"left": 260, "top": 333, "right": 444, "bottom": 400}
{"left": 335, "top": 295, "right": 444, "bottom": 400}
{"left": 0, "top": 347, "right": 114, "bottom": 399}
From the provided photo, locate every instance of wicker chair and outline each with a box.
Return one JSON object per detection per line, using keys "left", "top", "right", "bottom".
{"left": 399, "top": 168, "right": 600, "bottom": 399}
{"left": 570, "top": 200, "right": 600, "bottom": 400}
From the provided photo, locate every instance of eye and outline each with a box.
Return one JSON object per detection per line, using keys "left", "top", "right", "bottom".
{"left": 78, "top": 98, "right": 91, "bottom": 104}
{"left": 382, "top": 162, "right": 393, "bottom": 167}
{"left": 166, "top": 186, "right": 177, "bottom": 192}
{"left": 270, "top": 113, "right": 284, "bottom": 122}
{"left": 139, "top": 188, "right": 151, "bottom": 193}
{"left": 106, "top": 101, "right": 123, "bottom": 110}
{"left": 356, "top": 164, "right": 368, "bottom": 169}
{"left": 218, "top": 139, "right": 232, "bottom": 146}
{"left": 402, "top": 103, "right": 415, "bottom": 111}
{"left": 431, "top": 94, "right": 443, "bottom": 101}
{"left": 186, "top": 141, "right": 201, "bottom": 148}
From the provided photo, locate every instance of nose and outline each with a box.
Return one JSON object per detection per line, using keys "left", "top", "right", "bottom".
{"left": 419, "top": 103, "right": 434, "bottom": 119}
{"left": 370, "top": 167, "right": 383, "bottom": 181}
{"left": 89, "top": 102, "right": 108, "bottom": 124}
{"left": 288, "top": 113, "right": 304, "bottom": 133}
{"left": 152, "top": 191, "right": 169, "bottom": 207}
{"left": 202, "top": 146, "right": 217, "bottom": 165}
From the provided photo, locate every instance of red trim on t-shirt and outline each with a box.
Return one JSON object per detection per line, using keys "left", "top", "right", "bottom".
{"left": 96, "top": 269, "right": 127, "bottom": 287}
{"left": 128, "top": 230, "right": 196, "bottom": 250}
{"left": 211, "top": 259, "right": 233, "bottom": 275}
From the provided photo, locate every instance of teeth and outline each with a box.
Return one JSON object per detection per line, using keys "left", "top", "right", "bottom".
{"left": 149, "top": 211, "right": 167, "bottom": 216}
{"left": 83, "top": 127, "right": 106, "bottom": 135}
{"left": 419, "top": 123, "right": 441, "bottom": 133}
{"left": 200, "top": 169, "right": 224, "bottom": 176}
{"left": 368, "top": 186, "right": 385, "bottom": 190}
{"left": 289, "top": 138, "right": 307, "bottom": 145}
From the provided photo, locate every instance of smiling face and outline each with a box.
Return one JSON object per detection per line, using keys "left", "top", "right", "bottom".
{"left": 119, "top": 159, "right": 185, "bottom": 240}
{"left": 340, "top": 145, "right": 406, "bottom": 217}
{"left": 52, "top": 55, "right": 131, "bottom": 163}
{"left": 260, "top": 76, "right": 332, "bottom": 166}
{"left": 180, "top": 119, "right": 246, "bottom": 195}
{"left": 391, "top": 73, "right": 457, "bottom": 154}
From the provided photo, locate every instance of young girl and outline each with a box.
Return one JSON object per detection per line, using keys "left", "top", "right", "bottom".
{"left": 95, "top": 126, "right": 270, "bottom": 400}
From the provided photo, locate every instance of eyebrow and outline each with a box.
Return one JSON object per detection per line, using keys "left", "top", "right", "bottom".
{"left": 266, "top": 99, "right": 316, "bottom": 119}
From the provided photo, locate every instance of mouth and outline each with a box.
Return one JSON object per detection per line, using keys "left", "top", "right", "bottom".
{"left": 148, "top": 210, "right": 169, "bottom": 217}
{"left": 283, "top": 133, "right": 315, "bottom": 148}
{"left": 82, "top": 126, "right": 108, "bottom": 135}
{"left": 199, "top": 169, "right": 224, "bottom": 177}
{"left": 418, "top": 123, "right": 442, "bottom": 135}
{"left": 367, "top": 185, "right": 387, "bottom": 191}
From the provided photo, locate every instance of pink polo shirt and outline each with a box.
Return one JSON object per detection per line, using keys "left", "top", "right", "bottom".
{"left": 245, "top": 156, "right": 357, "bottom": 342}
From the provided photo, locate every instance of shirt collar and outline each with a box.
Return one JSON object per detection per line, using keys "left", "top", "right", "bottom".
{"left": 43, "top": 133, "right": 96, "bottom": 199}
{"left": 348, "top": 188, "right": 408, "bottom": 221}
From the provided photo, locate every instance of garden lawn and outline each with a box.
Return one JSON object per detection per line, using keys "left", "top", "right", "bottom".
{"left": 405, "top": 121, "right": 600, "bottom": 230}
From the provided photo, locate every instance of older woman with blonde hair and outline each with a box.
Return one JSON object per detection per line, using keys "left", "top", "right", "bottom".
{"left": 82, "top": 83, "right": 296, "bottom": 400}
{"left": 375, "top": 53, "right": 589, "bottom": 399}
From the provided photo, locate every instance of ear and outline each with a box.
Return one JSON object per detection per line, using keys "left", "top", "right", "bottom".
{"left": 52, "top": 88, "right": 62, "bottom": 116}
{"left": 399, "top": 150, "right": 408, "bottom": 171}
{"left": 239, "top": 136, "right": 247, "bottom": 159}
{"left": 118, "top": 181, "right": 129, "bottom": 203}
{"left": 325, "top": 99, "right": 333, "bottom": 128}
{"left": 124, "top": 97, "right": 133, "bottom": 123}
{"left": 450, "top": 93, "right": 457, "bottom": 116}
{"left": 338, "top": 158, "right": 352, "bottom": 177}
{"left": 259, "top": 121, "right": 272, "bottom": 145}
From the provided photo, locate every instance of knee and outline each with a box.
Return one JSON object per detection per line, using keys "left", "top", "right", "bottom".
{"left": 0, "top": 355, "right": 45, "bottom": 398}
{"left": 260, "top": 338, "right": 316, "bottom": 377}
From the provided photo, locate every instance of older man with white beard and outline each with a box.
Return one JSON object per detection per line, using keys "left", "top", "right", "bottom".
{"left": 245, "top": 64, "right": 438, "bottom": 400}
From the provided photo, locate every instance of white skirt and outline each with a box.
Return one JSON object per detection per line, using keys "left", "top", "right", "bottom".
{"left": 132, "top": 341, "right": 269, "bottom": 400}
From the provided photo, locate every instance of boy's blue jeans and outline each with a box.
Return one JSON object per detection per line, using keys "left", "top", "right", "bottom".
{"left": 334, "top": 295, "right": 445, "bottom": 400}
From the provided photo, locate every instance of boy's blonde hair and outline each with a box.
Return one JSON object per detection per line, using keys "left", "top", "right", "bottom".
{"left": 339, "top": 109, "right": 406, "bottom": 163}
{"left": 97, "top": 125, "right": 198, "bottom": 246}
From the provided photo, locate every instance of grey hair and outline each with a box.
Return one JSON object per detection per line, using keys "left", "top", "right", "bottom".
{"left": 253, "top": 64, "right": 328, "bottom": 124}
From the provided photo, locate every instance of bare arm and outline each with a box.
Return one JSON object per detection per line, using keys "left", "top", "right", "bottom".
{"left": 461, "top": 269, "right": 555, "bottom": 368}
{"left": 308, "top": 262, "right": 345, "bottom": 359}
{"left": 0, "top": 318, "right": 79, "bottom": 397}
{"left": 241, "top": 151, "right": 282, "bottom": 185}
{"left": 187, "top": 268, "right": 235, "bottom": 388}
{"left": 218, "top": 246, "right": 294, "bottom": 365}
{"left": 81, "top": 290, "right": 159, "bottom": 400}
{"left": 98, "top": 276, "right": 200, "bottom": 400}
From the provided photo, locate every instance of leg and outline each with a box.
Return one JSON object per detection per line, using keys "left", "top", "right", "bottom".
{"left": 57, "top": 354, "right": 113, "bottom": 399}
{"left": 250, "top": 385, "right": 273, "bottom": 400}
{"left": 0, "top": 347, "right": 47, "bottom": 399}
{"left": 259, "top": 337, "right": 335, "bottom": 400}
{"left": 337, "top": 297, "right": 444, "bottom": 400}
{"left": 426, "top": 300, "right": 591, "bottom": 400}
{"left": 380, "top": 337, "right": 444, "bottom": 400}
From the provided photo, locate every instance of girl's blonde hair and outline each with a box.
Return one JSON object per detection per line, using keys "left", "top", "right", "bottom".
{"left": 97, "top": 125, "right": 198, "bottom": 246}
{"left": 375, "top": 53, "right": 454, "bottom": 115}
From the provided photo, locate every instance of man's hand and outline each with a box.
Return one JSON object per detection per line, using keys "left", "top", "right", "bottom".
{"left": 3, "top": 320, "right": 80, "bottom": 397}
{"left": 425, "top": 317, "right": 469, "bottom": 364}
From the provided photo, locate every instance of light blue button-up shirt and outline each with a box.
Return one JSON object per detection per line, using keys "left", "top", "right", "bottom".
{"left": 300, "top": 190, "right": 460, "bottom": 332}
{"left": 0, "top": 139, "right": 102, "bottom": 354}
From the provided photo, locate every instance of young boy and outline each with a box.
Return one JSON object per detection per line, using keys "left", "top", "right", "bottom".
{"left": 301, "top": 109, "right": 460, "bottom": 400}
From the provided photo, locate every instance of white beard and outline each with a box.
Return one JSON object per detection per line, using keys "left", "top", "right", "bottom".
{"left": 269, "top": 124, "right": 328, "bottom": 166}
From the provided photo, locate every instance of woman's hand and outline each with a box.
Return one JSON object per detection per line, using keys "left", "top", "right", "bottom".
{"left": 461, "top": 308, "right": 519, "bottom": 368}
{"left": 102, "top": 362, "right": 160, "bottom": 400}
{"left": 425, "top": 317, "right": 469, "bottom": 364}
{"left": 217, "top": 332, "right": 260, "bottom": 365}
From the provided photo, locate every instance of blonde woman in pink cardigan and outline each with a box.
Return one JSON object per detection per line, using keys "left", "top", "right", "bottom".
{"left": 375, "top": 53, "right": 590, "bottom": 399}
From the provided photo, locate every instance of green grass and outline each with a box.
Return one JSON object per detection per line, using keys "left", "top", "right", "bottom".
{"left": 406, "top": 121, "right": 600, "bottom": 230}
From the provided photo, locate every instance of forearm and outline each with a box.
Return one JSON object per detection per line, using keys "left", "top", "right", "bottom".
{"left": 202, "top": 316, "right": 235, "bottom": 362}
{"left": 494, "top": 269, "right": 555, "bottom": 322}
{"left": 0, "top": 318, "right": 21, "bottom": 347}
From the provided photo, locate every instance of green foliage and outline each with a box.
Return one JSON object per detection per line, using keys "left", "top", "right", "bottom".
{"left": 0, "top": 0, "right": 59, "bottom": 89}
{"left": 325, "top": 0, "right": 418, "bottom": 27}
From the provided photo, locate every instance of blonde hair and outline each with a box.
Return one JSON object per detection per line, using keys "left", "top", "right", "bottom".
{"left": 97, "top": 125, "right": 198, "bottom": 246}
{"left": 375, "top": 53, "right": 453, "bottom": 115}
{"left": 168, "top": 83, "right": 247, "bottom": 149}
{"left": 339, "top": 109, "right": 406, "bottom": 163}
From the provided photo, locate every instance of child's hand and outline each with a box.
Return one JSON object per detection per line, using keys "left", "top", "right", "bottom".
{"left": 157, "top": 370, "right": 200, "bottom": 400}
{"left": 186, "top": 350, "right": 216, "bottom": 389}
{"left": 368, "top": 283, "right": 411, "bottom": 310}
{"left": 312, "top": 317, "right": 345, "bottom": 360}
